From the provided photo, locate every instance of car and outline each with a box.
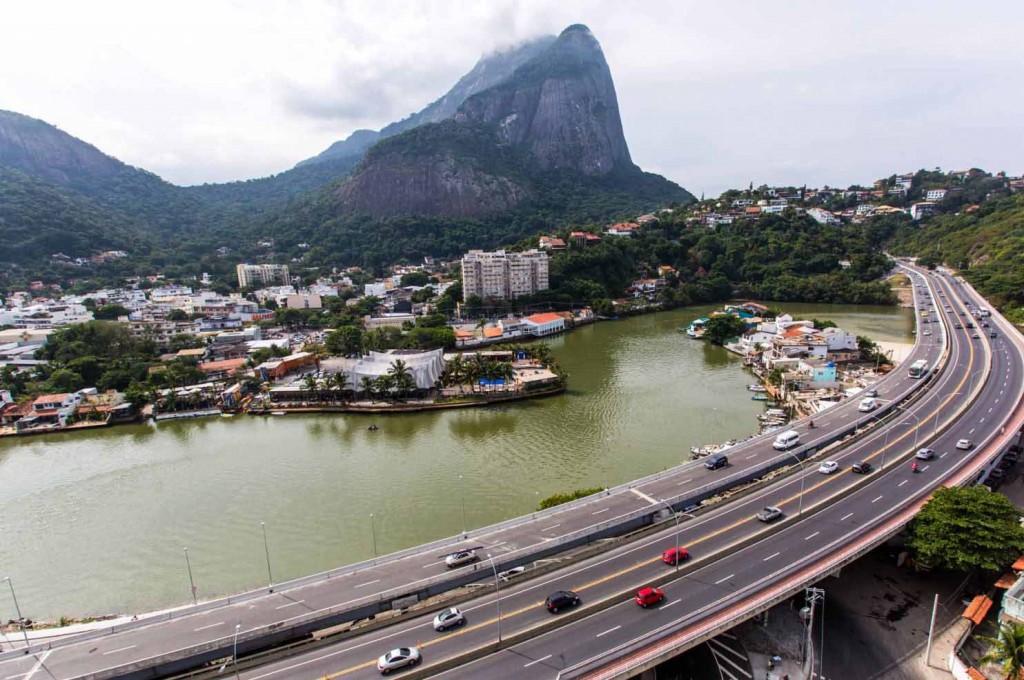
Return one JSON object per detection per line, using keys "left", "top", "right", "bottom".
{"left": 818, "top": 461, "right": 839, "bottom": 475}
{"left": 956, "top": 439, "right": 973, "bottom": 450}
{"left": 635, "top": 586, "right": 665, "bottom": 608}
{"left": 915, "top": 448, "right": 936, "bottom": 460}
{"left": 851, "top": 461, "right": 873, "bottom": 475}
{"left": 923, "top": 330, "right": 932, "bottom": 336}
{"left": 444, "top": 549, "right": 479, "bottom": 568}
{"left": 545, "top": 590, "right": 581, "bottom": 613}
{"left": 756, "top": 506, "right": 784, "bottom": 523}
{"left": 432, "top": 607, "right": 465, "bottom": 631}
{"left": 972, "top": 333, "right": 980, "bottom": 339}
{"left": 991, "top": 332, "right": 998, "bottom": 338}
{"left": 954, "top": 323, "right": 963, "bottom": 329}
{"left": 662, "top": 546, "right": 690, "bottom": 565}
{"left": 497, "top": 566, "right": 526, "bottom": 582}
{"left": 865, "top": 389, "right": 879, "bottom": 398}
{"left": 704, "top": 454, "right": 729, "bottom": 470}
{"left": 377, "top": 647, "right": 421, "bottom": 675}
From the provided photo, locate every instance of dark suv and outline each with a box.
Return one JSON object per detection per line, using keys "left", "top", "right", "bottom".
{"left": 705, "top": 454, "right": 729, "bottom": 470}
{"left": 545, "top": 590, "right": 581, "bottom": 613}
{"left": 852, "top": 461, "right": 873, "bottom": 474}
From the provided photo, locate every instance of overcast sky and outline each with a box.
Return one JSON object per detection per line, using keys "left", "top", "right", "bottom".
{"left": 2, "top": 1, "right": 1022, "bottom": 196}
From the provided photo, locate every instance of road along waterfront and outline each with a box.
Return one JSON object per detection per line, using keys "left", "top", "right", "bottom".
{"left": 0, "top": 303, "right": 911, "bottom": 621}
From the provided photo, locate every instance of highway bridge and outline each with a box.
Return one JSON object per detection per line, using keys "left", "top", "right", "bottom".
{"left": 1, "top": 265, "right": 1019, "bottom": 680}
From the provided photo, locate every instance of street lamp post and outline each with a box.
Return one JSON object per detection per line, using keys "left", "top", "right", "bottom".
{"left": 232, "top": 622, "right": 241, "bottom": 680}
{"left": 487, "top": 553, "right": 502, "bottom": 644}
{"left": 260, "top": 522, "right": 274, "bottom": 590}
{"left": 661, "top": 499, "right": 682, "bottom": 572}
{"left": 901, "top": 411, "right": 922, "bottom": 452}
{"left": 369, "top": 513, "right": 378, "bottom": 558}
{"left": 184, "top": 547, "right": 197, "bottom": 605}
{"left": 459, "top": 475, "right": 467, "bottom": 535}
{"left": 791, "top": 453, "right": 807, "bottom": 517}
{"left": 1, "top": 577, "right": 29, "bottom": 649}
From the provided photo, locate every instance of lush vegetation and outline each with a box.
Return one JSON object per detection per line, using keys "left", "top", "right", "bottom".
{"left": 889, "top": 193, "right": 1024, "bottom": 324}
{"left": 538, "top": 487, "right": 604, "bottom": 510}
{"left": 704, "top": 316, "right": 749, "bottom": 346}
{"left": 907, "top": 486, "right": 1024, "bottom": 572}
{"left": 978, "top": 621, "right": 1024, "bottom": 680}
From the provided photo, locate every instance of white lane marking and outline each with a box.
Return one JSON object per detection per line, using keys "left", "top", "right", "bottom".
{"left": 841, "top": 512, "right": 854, "bottom": 521}
{"left": 354, "top": 579, "right": 381, "bottom": 588}
{"left": 804, "top": 531, "right": 820, "bottom": 541}
{"left": 102, "top": 645, "right": 137, "bottom": 655}
{"left": 630, "top": 488, "right": 660, "bottom": 506}
{"left": 194, "top": 621, "right": 224, "bottom": 631}
{"left": 898, "top": 480, "right": 908, "bottom": 487}
{"left": 489, "top": 541, "right": 506, "bottom": 548}
{"left": 22, "top": 652, "right": 49, "bottom": 680}
{"left": 524, "top": 654, "right": 552, "bottom": 668}
{"left": 592, "top": 508, "right": 609, "bottom": 515}
{"left": 940, "top": 452, "right": 948, "bottom": 459}
{"left": 542, "top": 524, "right": 561, "bottom": 531}
{"left": 746, "top": 454, "right": 757, "bottom": 460}
{"left": 981, "top": 417, "right": 986, "bottom": 423}
{"left": 275, "top": 600, "right": 305, "bottom": 610}
{"left": 871, "top": 495, "right": 883, "bottom": 503}
{"left": 763, "top": 552, "right": 781, "bottom": 562}
{"left": 423, "top": 562, "right": 442, "bottom": 569}
{"left": 922, "top": 465, "right": 930, "bottom": 471}
{"left": 6, "top": 675, "right": 26, "bottom": 680}
{"left": 662, "top": 598, "right": 681, "bottom": 609}
{"left": 969, "top": 428, "right": 976, "bottom": 434}
{"left": 596, "top": 625, "right": 622, "bottom": 638}
{"left": 715, "top": 574, "right": 735, "bottom": 585}
{"left": 676, "top": 478, "right": 692, "bottom": 486}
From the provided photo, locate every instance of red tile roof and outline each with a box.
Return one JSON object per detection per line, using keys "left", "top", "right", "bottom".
{"left": 525, "top": 313, "right": 564, "bottom": 325}
{"left": 963, "top": 595, "right": 992, "bottom": 625}
{"left": 34, "top": 393, "right": 71, "bottom": 405}
{"left": 198, "top": 358, "right": 247, "bottom": 374}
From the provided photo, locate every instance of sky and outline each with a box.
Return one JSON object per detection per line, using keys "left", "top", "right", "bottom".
{"left": 2, "top": 0, "right": 1023, "bottom": 196}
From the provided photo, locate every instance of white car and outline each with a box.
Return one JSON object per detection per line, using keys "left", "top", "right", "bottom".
{"left": 915, "top": 448, "right": 936, "bottom": 460}
{"left": 377, "top": 647, "right": 420, "bottom": 674}
{"left": 444, "top": 549, "right": 478, "bottom": 568}
{"left": 923, "top": 330, "right": 932, "bottom": 336}
{"left": 432, "top": 607, "right": 465, "bottom": 631}
{"left": 956, "top": 439, "right": 973, "bottom": 450}
{"left": 818, "top": 461, "right": 839, "bottom": 475}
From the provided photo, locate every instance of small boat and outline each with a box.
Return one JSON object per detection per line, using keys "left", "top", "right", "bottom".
{"left": 368, "top": 424, "right": 379, "bottom": 431}
{"left": 270, "top": 411, "right": 287, "bottom": 416}
{"left": 751, "top": 394, "right": 769, "bottom": 401}
{"left": 747, "top": 384, "right": 767, "bottom": 392}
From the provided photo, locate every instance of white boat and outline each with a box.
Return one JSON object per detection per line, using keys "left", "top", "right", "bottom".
{"left": 270, "top": 411, "right": 288, "bottom": 416}
{"left": 747, "top": 384, "right": 767, "bottom": 393}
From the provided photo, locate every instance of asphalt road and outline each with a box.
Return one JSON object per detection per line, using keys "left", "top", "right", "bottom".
{"left": 0, "top": 273, "right": 948, "bottom": 679}
{"left": 206, "top": 266, "right": 1022, "bottom": 680}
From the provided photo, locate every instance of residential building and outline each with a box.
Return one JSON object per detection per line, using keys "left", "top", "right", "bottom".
{"left": 236, "top": 263, "right": 290, "bottom": 288}
{"left": 925, "top": 189, "right": 948, "bottom": 201}
{"left": 461, "top": 250, "right": 549, "bottom": 301}
{"left": 364, "top": 313, "right": 416, "bottom": 329}
{"left": 538, "top": 236, "right": 567, "bottom": 251}
{"left": 284, "top": 293, "right": 323, "bottom": 309}
{"left": 909, "top": 202, "right": 937, "bottom": 220}
{"left": 522, "top": 312, "right": 565, "bottom": 337}
{"left": 806, "top": 208, "right": 840, "bottom": 225}
{"left": 606, "top": 222, "right": 640, "bottom": 237}
{"left": 569, "top": 231, "right": 602, "bottom": 247}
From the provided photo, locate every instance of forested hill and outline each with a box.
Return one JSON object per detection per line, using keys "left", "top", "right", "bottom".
{"left": 888, "top": 194, "right": 1024, "bottom": 323}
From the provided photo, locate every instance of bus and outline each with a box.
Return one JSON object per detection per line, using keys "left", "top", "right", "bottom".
{"left": 908, "top": 359, "right": 929, "bottom": 378}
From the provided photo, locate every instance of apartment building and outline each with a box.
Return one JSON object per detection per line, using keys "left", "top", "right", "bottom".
{"left": 461, "top": 250, "right": 549, "bottom": 300}
{"left": 236, "top": 264, "right": 290, "bottom": 289}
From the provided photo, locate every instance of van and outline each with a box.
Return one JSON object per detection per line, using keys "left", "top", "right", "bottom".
{"left": 773, "top": 430, "right": 800, "bottom": 450}
{"left": 858, "top": 397, "right": 877, "bottom": 413}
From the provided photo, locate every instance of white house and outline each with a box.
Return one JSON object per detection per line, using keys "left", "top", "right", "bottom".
{"left": 925, "top": 189, "right": 947, "bottom": 201}
{"left": 521, "top": 313, "right": 565, "bottom": 337}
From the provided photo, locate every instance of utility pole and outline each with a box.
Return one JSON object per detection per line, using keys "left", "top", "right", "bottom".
{"left": 925, "top": 593, "right": 939, "bottom": 667}
{"left": 802, "top": 587, "right": 825, "bottom": 674}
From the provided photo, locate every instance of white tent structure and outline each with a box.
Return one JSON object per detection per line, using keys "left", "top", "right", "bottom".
{"left": 337, "top": 348, "right": 447, "bottom": 390}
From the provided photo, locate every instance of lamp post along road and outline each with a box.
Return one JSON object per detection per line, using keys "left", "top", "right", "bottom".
{"left": 260, "top": 522, "right": 273, "bottom": 589}
{"left": 369, "top": 513, "right": 378, "bottom": 558}
{"left": 232, "top": 622, "right": 241, "bottom": 680}
{"left": 661, "top": 499, "right": 682, "bottom": 571}
{"left": 2, "top": 577, "right": 29, "bottom": 649}
{"left": 184, "top": 547, "right": 197, "bottom": 605}
{"left": 487, "top": 553, "right": 502, "bottom": 644}
{"left": 459, "top": 474, "right": 467, "bottom": 535}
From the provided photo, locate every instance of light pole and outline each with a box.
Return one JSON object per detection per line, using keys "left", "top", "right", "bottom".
{"left": 369, "top": 513, "right": 378, "bottom": 558}
{"left": 184, "top": 548, "right": 197, "bottom": 605}
{"left": 232, "top": 621, "right": 241, "bottom": 680}
{"left": 487, "top": 553, "right": 502, "bottom": 644}
{"left": 459, "top": 475, "right": 467, "bottom": 535}
{"left": 790, "top": 453, "right": 807, "bottom": 517}
{"left": 660, "top": 499, "right": 682, "bottom": 572}
{"left": 260, "top": 522, "right": 274, "bottom": 589}
{"left": 1, "top": 577, "right": 29, "bottom": 649}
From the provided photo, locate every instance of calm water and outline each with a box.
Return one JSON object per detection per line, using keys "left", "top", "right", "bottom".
{"left": 0, "top": 303, "right": 912, "bottom": 619}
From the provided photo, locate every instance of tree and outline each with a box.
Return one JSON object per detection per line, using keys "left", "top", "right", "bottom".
{"left": 329, "top": 371, "right": 350, "bottom": 402}
{"left": 907, "top": 486, "right": 1024, "bottom": 571}
{"left": 44, "top": 368, "right": 84, "bottom": 393}
{"left": 400, "top": 271, "right": 429, "bottom": 287}
{"left": 703, "top": 315, "right": 748, "bottom": 346}
{"left": 359, "top": 376, "right": 376, "bottom": 401}
{"left": 374, "top": 374, "right": 395, "bottom": 400}
{"left": 166, "top": 309, "right": 189, "bottom": 321}
{"left": 93, "top": 304, "right": 130, "bottom": 320}
{"left": 302, "top": 373, "right": 319, "bottom": 401}
{"left": 978, "top": 622, "right": 1024, "bottom": 679}
{"left": 325, "top": 325, "right": 363, "bottom": 356}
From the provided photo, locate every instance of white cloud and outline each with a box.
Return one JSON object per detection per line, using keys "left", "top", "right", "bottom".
{"left": 1, "top": 0, "right": 1022, "bottom": 193}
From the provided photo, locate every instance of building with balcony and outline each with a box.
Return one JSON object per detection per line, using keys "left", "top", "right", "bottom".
{"left": 461, "top": 250, "right": 549, "bottom": 301}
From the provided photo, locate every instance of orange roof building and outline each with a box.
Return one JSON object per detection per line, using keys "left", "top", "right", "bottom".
{"left": 962, "top": 595, "right": 993, "bottom": 625}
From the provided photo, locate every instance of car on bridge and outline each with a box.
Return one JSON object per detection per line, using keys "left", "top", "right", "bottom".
{"left": 377, "top": 646, "right": 421, "bottom": 675}
{"left": 956, "top": 439, "right": 973, "bottom": 450}
{"left": 704, "top": 454, "right": 729, "bottom": 470}
{"left": 546, "top": 590, "right": 581, "bottom": 613}
{"left": 432, "top": 607, "right": 466, "bottom": 631}
{"left": 756, "top": 506, "right": 784, "bottom": 523}
{"left": 818, "top": 461, "right": 840, "bottom": 475}
{"left": 444, "top": 549, "right": 479, "bottom": 568}
{"left": 915, "top": 448, "right": 936, "bottom": 460}
{"left": 635, "top": 587, "right": 665, "bottom": 608}
{"left": 662, "top": 546, "right": 690, "bottom": 565}
{"left": 851, "top": 461, "right": 873, "bottom": 474}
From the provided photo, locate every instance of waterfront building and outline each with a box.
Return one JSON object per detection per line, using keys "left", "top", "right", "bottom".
{"left": 461, "top": 250, "right": 549, "bottom": 301}
{"left": 236, "top": 263, "right": 290, "bottom": 289}
{"left": 522, "top": 312, "right": 565, "bottom": 337}
{"left": 332, "top": 348, "right": 447, "bottom": 390}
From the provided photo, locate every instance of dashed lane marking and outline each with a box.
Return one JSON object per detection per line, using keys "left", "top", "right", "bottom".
{"left": 898, "top": 480, "right": 908, "bottom": 487}
{"left": 871, "top": 495, "right": 883, "bottom": 503}
{"left": 523, "top": 654, "right": 552, "bottom": 668}
{"left": 630, "top": 488, "right": 660, "bottom": 506}
{"left": 354, "top": 579, "right": 380, "bottom": 589}
{"left": 592, "top": 508, "right": 609, "bottom": 515}
{"left": 804, "top": 531, "right": 820, "bottom": 541}
{"left": 542, "top": 524, "right": 561, "bottom": 531}
{"left": 763, "top": 552, "right": 780, "bottom": 561}
{"left": 841, "top": 512, "right": 853, "bottom": 521}
{"left": 274, "top": 600, "right": 305, "bottom": 610}
{"left": 596, "top": 625, "right": 622, "bottom": 638}
{"left": 193, "top": 621, "right": 224, "bottom": 632}
{"left": 102, "top": 645, "right": 137, "bottom": 655}
{"left": 715, "top": 574, "right": 735, "bottom": 585}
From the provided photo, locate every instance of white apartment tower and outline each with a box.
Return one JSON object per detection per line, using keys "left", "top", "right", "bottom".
{"left": 236, "top": 264, "right": 291, "bottom": 289}
{"left": 461, "top": 250, "right": 549, "bottom": 300}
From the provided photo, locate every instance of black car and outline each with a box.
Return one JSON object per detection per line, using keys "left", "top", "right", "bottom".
{"left": 545, "top": 590, "right": 581, "bottom": 613}
{"left": 705, "top": 454, "right": 729, "bottom": 470}
{"left": 852, "top": 461, "right": 873, "bottom": 474}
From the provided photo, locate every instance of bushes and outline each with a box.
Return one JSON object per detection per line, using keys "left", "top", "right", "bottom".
{"left": 538, "top": 487, "right": 604, "bottom": 510}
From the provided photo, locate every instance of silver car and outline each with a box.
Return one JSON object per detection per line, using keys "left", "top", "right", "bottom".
{"left": 432, "top": 607, "right": 466, "bottom": 631}
{"left": 377, "top": 647, "right": 420, "bottom": 675}
{"left": 444, "top": 549, "right": 478, "bottom": 568}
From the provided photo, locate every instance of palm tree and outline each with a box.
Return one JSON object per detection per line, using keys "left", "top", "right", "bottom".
{"left": 329, "top": 372, "right": 350, "bottom": 403}
{"left": 979, "top": 622, "right": 1024, "bottom": 679}
{"left": 395, "top": 373, "right": 417, "bottom": 400}
{"left": 375, "top": 374, "right": 395, "bottom": 401}
{"left": 388, "top": 359, "right": 411, "bottom": 382}
{"left": 359, "top": 376, "right": 376, "bottom": 401}
{"left": 302, "top": 373, "right": 319, "bottom": 403}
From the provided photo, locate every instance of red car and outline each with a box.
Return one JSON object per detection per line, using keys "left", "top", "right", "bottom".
{"left": 635, "top": 587, "right": 665, "bottom": 608}
{"left": 662, "top": 547, "right": 690, "bottom": 565}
